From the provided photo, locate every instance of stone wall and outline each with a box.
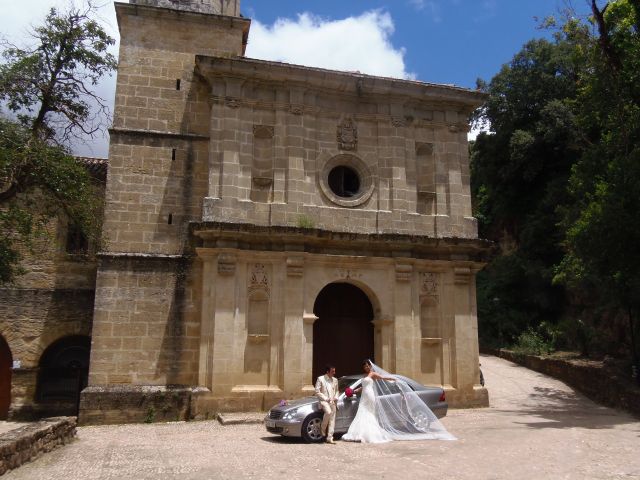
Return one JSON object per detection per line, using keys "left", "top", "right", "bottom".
{"left": 197, "top": 56, "right": 482, "bottom": 239}
{"left": 88, "top": 255, "right": 201, "bottom": 387}
{"left": 0, "top": 417, "right": 76, "bottom": 475}
{"left": 79, "top": 386, "right": 195, "bottom": 425}
{"left": 0, "top": 279, "right": 96, "bottom": 420}
{"left": 488, "top": 349, "right": 640, "bottom": 418}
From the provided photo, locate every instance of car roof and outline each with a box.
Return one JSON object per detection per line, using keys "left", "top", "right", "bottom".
{"left": 339, "top": 374, "right": 440, "bottom": 392}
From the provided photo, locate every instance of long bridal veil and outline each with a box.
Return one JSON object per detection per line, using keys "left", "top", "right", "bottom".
{"left": 370, "top": 361, "right": 456, "bottom": 441}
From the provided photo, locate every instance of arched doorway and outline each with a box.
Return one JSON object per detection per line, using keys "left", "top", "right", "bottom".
{"left": 313, "top": 282, "right": 374, "bottom": 381}
{"left": 0, "top": 335, "right": 12, "bottom": 419}
{"left": 36, "top": 336, "right": 90, "bottom": 416}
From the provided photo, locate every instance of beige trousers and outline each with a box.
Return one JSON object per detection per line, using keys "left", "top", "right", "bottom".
{"left": 320, "top": 401, "right": 337, "bottom": 440}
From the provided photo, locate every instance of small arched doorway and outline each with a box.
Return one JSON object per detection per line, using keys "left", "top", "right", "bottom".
{"left": 36, "top": 336, "right": 90, "bottom": 416}
{"left": 0, "top": 335, "right": 12, "bottom": 419}
{"left": 313, "top": 282, "right": 374, "bottom": 381}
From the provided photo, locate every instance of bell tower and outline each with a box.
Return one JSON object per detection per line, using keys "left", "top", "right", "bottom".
{"left": 129, "top": 0, "right": 240, "bottom": 16}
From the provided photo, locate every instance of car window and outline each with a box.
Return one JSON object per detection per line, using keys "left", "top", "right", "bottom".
{"left": 378, "top": 379, "right": 401, "bottom": 394}
{"left": 338, "top": 377, "right": 362, "bottom": 394}
{"left": 396, "top": 375, "right": 421, "bottom": 391}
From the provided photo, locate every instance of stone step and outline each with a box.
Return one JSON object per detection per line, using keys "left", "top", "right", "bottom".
{"left": 216, "top": 412, "right": 265, "bottom": 425}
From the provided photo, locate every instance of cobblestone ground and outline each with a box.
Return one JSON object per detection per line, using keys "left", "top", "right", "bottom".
{"left": 5, "top": 355, "right": 640, "bottom": 480}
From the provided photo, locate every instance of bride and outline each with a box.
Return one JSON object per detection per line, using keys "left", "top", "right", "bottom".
{"left": 342, "top": 360, "right": 456, "bottom": 443}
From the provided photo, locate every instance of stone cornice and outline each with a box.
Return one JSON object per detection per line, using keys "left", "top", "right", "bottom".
{"left": 195, "top": 55, "right": 486, "bottom": 114}
{"left": 108, "top": 128, "right": 209, "bottom": 141}
{"left": 115, "top": 2, "right": 250, "bottom": 31}
{"left": 205, "top": 94, "right": 472, "bottom": 131}
{"left": 97, "top": 252, "right": 189, "bottom": 273}
{"left": 190, "top": 222, "right": 494, "bottom": 263}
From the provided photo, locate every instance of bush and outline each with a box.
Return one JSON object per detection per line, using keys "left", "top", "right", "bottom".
{"left": 512, "top": 327, "right": 555, "bottom": 355}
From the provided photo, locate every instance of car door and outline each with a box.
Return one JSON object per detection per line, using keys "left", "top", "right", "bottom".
{"left": 335, "top": 379, "right": 361, "bottom": 432}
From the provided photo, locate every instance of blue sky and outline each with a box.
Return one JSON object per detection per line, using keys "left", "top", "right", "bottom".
{"left": 242, "top": 0, "right": 592, "bottom": 88}
{"left": 0, "top": 0, "right": 594, "bottom": 155}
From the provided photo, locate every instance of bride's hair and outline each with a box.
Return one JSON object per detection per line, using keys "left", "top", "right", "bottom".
{"left": 362, "top": 359, "right": 372, "bottom": 367}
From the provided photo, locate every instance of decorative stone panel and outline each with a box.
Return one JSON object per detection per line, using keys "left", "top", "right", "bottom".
{"left": 217, "top": 254, "right": 236, "bottom": 275}
{"left": 286, "top": 256, "right": 304, "bottom": 277}
{"left": 248, "top": 263, "right": 270, "bottom": 299}
{"left": 395, "top": 263, "right": 413, "bottom": 282}
{"left": 454, "top": 267, "right": 472, "bottom": 285}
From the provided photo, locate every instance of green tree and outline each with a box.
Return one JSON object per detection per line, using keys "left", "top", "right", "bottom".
{"left": 556, "top": 0, "right": 640, "bottom": 373}
{"left": 471, "top": 37, "right": 582, "bottom": 347}
{"left": 0, "top": 2, "right": 116, "bottom": 283}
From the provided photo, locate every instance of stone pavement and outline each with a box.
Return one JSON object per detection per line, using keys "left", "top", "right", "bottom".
{"left": 4, "top": 355, "right": 640, "bottom": 480}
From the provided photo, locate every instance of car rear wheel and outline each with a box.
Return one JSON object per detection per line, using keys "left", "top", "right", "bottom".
{"left": 301, "top": 413, "right": 324, "bottom": 443}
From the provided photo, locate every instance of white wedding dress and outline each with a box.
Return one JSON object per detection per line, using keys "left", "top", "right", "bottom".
{"left": 342, "top": 376, "right": 391, "bottom": 443}
{"left": 342, "top": 362, "right": 456, "bottom": 443}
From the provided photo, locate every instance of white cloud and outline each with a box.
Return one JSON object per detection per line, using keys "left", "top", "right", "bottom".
{"left": 2, "top": 5, "right": 415, "bottom": 155}
{"left": 246, "top": 11, "right": 414, "bottom": 80}
{"left": 0, "top": 0, "right": 119, "bottom": 157}
{"left": 408, "top": 0, "right": 442, "bottom": 22}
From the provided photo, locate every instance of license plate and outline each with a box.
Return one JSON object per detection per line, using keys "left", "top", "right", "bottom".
{"left": 265, "top": 420, "right": 276, "bottom": 428}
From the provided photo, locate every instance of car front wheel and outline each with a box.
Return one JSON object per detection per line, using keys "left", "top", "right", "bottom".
{"left": 301, "top": 413, "right": 324, "bottom": 443}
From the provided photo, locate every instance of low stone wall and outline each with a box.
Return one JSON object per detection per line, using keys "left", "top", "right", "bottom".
{"left": 79, "top": 385, "right": 196, "bottom": 425}
{"left": 0, "top": 417, "right": 76, "bottom": 475}
{"left": 486, "top": 349, "right": 640, "bottom": 418}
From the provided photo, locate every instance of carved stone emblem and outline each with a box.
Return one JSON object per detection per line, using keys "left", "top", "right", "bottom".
{"left": 336, "top": 268, "right": 362, "bottom": 280}
{"left": 248, "top": 263, "right": 270, "bottom": 298}
{"left": 391, "top": 116, "right": 406, "bottom": 128}
{"left": 289, "top": 104, "right": 304, "bottom": 115}
{"left": 337, "top": 117, "right": 358, "bottom": 151}
{"left": 420, "top": 272, "right": 439, "bottom": 295}
{"left": 225, "top": 97, "right": 240, "bottom": 109}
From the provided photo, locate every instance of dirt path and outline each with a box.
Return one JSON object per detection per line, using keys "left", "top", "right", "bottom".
{"left": 5, "top": 355, "right": 640, "bottom": 480}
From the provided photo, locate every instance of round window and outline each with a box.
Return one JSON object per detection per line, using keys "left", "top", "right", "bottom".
{"left": 319, "top": 154, "right": 374, "bottom": 208}
{"left": 328, "top": 166, "right": 360, "bottom": 198}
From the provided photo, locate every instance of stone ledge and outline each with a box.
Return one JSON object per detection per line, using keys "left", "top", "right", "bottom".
{"left": 0, "top": 417, "right": 76, "bottom": 476}
{"left": 485, "top": 349, "right": 640, "bottom": 419}
{"left": 79, "top": 385, "right": 205, "bottom": 426}
{"left": 216, "top": 412, "right": 265, "bottom": 425}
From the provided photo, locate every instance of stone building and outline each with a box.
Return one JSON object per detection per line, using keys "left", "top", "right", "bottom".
{"left": 74, "top": 0, "right": 491, "bottom": 423}
{"left": 0, "top": 158, "right": 107, "bottom": 420}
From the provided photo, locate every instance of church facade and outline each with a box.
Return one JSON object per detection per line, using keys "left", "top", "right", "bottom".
{"left": 79, "top": 0, "right": 490, "bottom": 423}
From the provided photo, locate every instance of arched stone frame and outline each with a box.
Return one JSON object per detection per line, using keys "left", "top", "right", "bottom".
{"left": 0, "top": 334, "right": 12, "bottom": 419}
{"left": 35, "top": 335, "right": 91, "bottom": 415}
{"left": 301, "top": 270, "right": 393, "bottom": 387}
{"left": 316, "top": 151, "right": 377, "bottom": 208}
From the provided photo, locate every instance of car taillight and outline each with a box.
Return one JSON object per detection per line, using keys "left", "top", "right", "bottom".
{"left": 439, "top": 391, "right": 446, "bottom": 402}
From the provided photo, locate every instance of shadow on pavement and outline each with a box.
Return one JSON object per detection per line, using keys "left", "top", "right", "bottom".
{"left": 501, "top": 386, "right": 640, "bottom": 430}
{"left": 260, "top": 435, "right": 307, "bottom": 444}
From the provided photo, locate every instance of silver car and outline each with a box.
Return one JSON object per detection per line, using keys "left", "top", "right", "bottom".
{"left": 264, "top": 374, "right": 448, "bottom": 443}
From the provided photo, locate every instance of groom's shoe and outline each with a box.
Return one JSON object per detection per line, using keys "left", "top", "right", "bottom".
{"left": 326, "top": 438, "right": 336, "bottom": 444}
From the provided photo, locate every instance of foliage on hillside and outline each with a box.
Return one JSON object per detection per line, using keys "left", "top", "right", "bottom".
{"left": 472, "top": 0, "right": 640, "bottom": 375}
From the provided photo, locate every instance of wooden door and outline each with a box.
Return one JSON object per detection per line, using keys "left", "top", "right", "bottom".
{"left": 0, "top": 336, "right": 11, "bottom": 420}
{"left": 313, "top": 283, "right": 374, "bottom": 382}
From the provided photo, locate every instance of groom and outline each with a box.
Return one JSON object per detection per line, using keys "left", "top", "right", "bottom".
{"left": 315, "top": 364, "right": 339, "bottom": 444}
